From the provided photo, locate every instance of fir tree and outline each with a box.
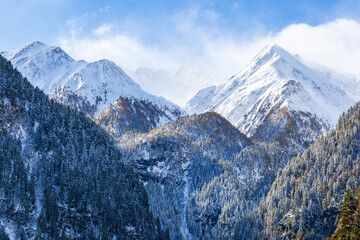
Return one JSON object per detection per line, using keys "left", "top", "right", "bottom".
{"left": 352, "top": 208, "right": 360, "bottom": 240}
{"left": 331, "top": 189, "right": 358, "bottom": 240}
{"left": 341, "top": 189, "right": 357, "bottom": 237}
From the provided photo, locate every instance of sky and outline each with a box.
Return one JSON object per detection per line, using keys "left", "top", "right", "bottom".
{"left": 1, "top": 0, "right": 360, "bottom": 105}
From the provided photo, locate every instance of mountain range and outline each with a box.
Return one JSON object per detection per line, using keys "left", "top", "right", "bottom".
{"left": 1, "top": 41, "right": 360, "bottom": 240}
{"left": 3, "top": 41, "right": 185, "bottom": 136}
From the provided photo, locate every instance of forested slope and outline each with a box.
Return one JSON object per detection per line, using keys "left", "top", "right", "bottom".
{"left": 0, "top": 55, "right": 158, "bottom": 239}
{"left": 235, "top": 102, "right": 360, "bottom": 239}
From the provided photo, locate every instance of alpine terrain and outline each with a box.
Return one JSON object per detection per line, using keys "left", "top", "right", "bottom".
{"left": 4, "top": 41, "right": 185, "bottom": 136}
{"left": 118, "top": 112, "right": 257, "bottom": 239}
{"left": 1, "top": 40, "right": 360, "bottom": 240}
{"left": 185, "top": 44, "right": 355, "bottom": 152}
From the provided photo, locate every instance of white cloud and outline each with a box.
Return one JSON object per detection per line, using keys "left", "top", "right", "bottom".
{"left": 58, "top": 17, "right": 360, "bottom": 105}
{"left": 58, "top": 34, "right": 180, "bottom": 71}
{"left": 93, "top": 23, "right": 113, "bottom": 36}
{"left": 272, "top": 18, "right": 360, "bottom": 74}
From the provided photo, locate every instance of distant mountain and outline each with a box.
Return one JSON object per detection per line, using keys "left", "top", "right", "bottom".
{"left": 125, "top": 66, "right": 219, "bottom": 107}
{"left": 0, "top": 56, "right": 158, "bottom": 239}
{"left": 185, "top": 44, "right": 355, "bottom": 152}
{"left": 310, "top": 63, "right": 360, "bottom": 102}
{"left": 3, "top": 41, "right": 185, "bottom": 133}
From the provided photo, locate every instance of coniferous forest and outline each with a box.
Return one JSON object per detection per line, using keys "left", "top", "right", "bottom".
{"left": 0, "top": 56, "right": 160, "bottom": 239}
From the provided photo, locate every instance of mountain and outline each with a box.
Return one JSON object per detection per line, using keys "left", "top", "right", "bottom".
{"left": 0, "top": 56, "right": 159, "bottom": 239}
{"left": 249, "top": 103, "right": 360, "bottom": 239}
{"left": 96, "top": 96, "right": 183, "bottom": 138}
{"left": 3, "top": 41, "right": 185, "bottom": 133}
{"left": 184, "top": 86, "right": 216, "bottom": 115}
{"left": 235, "top": 101, "right": 360, "bottom": 239}
{"left": 185, "top": 44, "right": 355, "bottom": 151}
{"left": 125, "top": 66, "right": 219, "bottom": 107}
{"left": 118, "top": 112, "right": 282, "bottom": 239}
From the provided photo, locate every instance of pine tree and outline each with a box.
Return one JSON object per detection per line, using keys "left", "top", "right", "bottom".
{"left": 351, "top": 192, "right": 360, "bottom": 240}
{"left": 352, "top": 209, "right": 360, "bottom": 240}
{"left": 341, "top": 189, "right": 357, "bottom": 236}
{"left": 331, "top": 189, "right": 358, "bottom": 240}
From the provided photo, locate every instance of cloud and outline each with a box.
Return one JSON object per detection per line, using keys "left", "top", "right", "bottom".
{"left": 272, "top": 18, "right": 360, "bottom": 74}
{"left": 93, "top": 23, "right": 113, "bottom": 36}
{"left": 57, "top": 17, "right": 360, "bottom": 105}
{"left": 58, "top": 33, "right": 180, "bottom": 71}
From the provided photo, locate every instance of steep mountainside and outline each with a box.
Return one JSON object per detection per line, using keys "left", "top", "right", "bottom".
{"left": 118, "top": 112, "right": 284, "bottom": 239}
{"left": 0, "top": 56, "right": 158, "bottom": 239}
{"left": 235, "top": 101, "right": 360, "bottom": 239}
{"left": 3, "top": 41, "right": 185, "bottom": 132}
{"left": 184, "top": 86, "right": 216, "bottom": 115}
{"left": 185, "top": 45, "right": 354, "bottom": 151}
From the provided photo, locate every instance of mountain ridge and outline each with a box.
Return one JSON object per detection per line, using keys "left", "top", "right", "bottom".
{"left": 3, "top": 41, "right": 186, "bottom": 131}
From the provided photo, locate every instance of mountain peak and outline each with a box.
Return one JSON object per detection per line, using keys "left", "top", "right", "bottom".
{"left": 266, "top": 43, "right": 284, "bottom": 52}
{"left": 5, "top": 41, "right": 74, "bottom": 65}
{"left": 27, "top": 41, "right": 47, "bottom": 48}
{"left": 262, "top": 43, "right": 289, "bottom": 56}
{"left": 5, "top": 42, "right": 186, "bottom": 122}
{"left": 7, "top": 41, "right": 48, "bottom": 59}
{"left": 249, "top": 44, "right": 294, "bottom": 68}
{"left": 20, "top": 41, "right": 48, "bottom": 51}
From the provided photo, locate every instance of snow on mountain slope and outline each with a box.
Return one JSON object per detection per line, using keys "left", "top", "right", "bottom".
{"left": 186, "top": 44, "right": 355, "bottom": 142}
{"left": 183, "top": 85, "right": 216, "bottom": 115}
{"left": 125, "top": 66, "right": 220, "bottom": 107}
{"left": 4, "top": 41, "right": 185, "bottom": 126}
{"left": 309, "top": 63, "right": 360, "bottom": 102}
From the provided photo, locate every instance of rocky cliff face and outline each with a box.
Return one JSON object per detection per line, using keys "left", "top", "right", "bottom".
{"left": 96, "top": 96, "right": 184, "bottom": 138}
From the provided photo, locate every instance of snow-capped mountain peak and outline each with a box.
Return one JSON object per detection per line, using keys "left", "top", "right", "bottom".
{"left": 6, "top": 41, "right": 48, "bottom": 59}
{"left": 244, "top": 44, "right": 291, "bottom": 70}
{"left": 185, "top": 44, "right": 355, "bottom": 145}
{"left": 4, "top": 42, "right": 186, "bottom": 126}
{"left": 7, "top": 41, "right": 74, "bottom": 70}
